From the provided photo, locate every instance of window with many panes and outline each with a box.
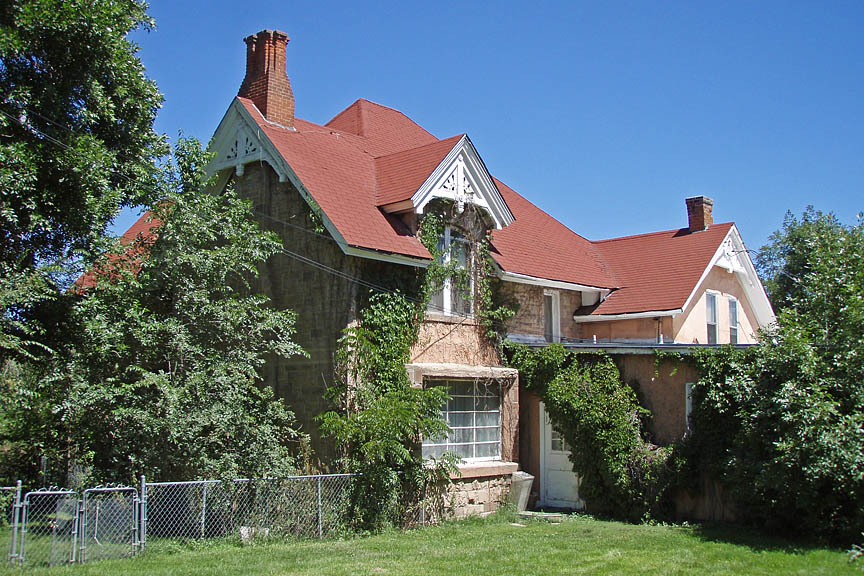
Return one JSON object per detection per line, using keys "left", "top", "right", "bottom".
{"left": 421, "top": 379, "right": 501, "bottom": 461}
{"left": 729, "top": 298, "right": 738, "bottom": 344}
{"left": 706, "top": 292, "right": 718, "bottom": 344}
{"left": 427, "top": 226, "right": 473, "bottom": 316}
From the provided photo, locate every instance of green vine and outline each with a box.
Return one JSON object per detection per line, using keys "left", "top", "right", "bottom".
{"left": 506, "top": 342, "right": 672, "bottom": 522}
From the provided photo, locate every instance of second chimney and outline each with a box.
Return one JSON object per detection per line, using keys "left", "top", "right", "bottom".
{"left": 685, "top": 196, "right": 713, "bottom": 232}
{"left": 239, "top": 30, "right": 294, "bottom": 129}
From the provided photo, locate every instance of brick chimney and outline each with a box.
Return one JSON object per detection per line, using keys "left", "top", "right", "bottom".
{"left": 685, "top": 196, "right": 713, "bottom": 232}
{"left": 238, "top": 30, "right": 294, "bottom": 129}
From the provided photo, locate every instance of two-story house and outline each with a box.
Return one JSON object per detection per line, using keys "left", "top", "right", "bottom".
{"left": 124, "top": 29, "right": 774, "bottom": 514}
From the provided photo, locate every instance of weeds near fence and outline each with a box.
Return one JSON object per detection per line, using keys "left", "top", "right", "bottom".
{"left": 4, "top": 474, "right": 359, "bottom": 568}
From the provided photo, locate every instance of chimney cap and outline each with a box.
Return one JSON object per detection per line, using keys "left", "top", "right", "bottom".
{"left": 244, "top": 29, "right": 290, "bottom": 44}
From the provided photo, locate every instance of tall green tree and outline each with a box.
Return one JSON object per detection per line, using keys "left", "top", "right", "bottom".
{"left": 1, "top": 139, "right": 308, "bottom": 485}
{"left": 684, "top": 208, "right": 864, "bottom": 541}
{"left": 1, "top": 0, "right": 165, "bottom": 363}
{"left": 0, "top": 0, "right": 164, "bottom": 267}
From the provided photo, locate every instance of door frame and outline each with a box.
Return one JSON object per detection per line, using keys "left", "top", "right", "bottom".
{"left": 538, "top": 401, "right": 584, "bottom": 509}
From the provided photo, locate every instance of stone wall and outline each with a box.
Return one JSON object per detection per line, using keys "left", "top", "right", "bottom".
{"left": 448, "top": 474, "right": 512, "bottom": 518}
{"left": 230, "top": 162, "right": 419, "bottom": 464}
{"left": 500, "top": 283, "right": 582, "bottom": 340}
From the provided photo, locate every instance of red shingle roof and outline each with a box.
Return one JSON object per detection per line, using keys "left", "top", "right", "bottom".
{"left": 375, "top": 135, "right": 463, "bottom": 206}
{"left": 592, "top": 223, "right": 734, "bottom": 315}
{"left": 206, "top": 97, "right": 734, "bottom": 315}
{"left": 75, "top": 211, "right": 160, "bottom": 290}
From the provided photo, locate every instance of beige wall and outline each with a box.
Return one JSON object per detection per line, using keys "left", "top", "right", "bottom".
{"left": 411, "top": 316, "right": 499, "bottom": 365}
{"left": 614, "top": 355, "right": 698, "bottom": 444}
{"left": 580, "top": 317, "right": 675, "bottom": 343}
{"left": 674, "top": 266, "right": 759, "bottom": 344}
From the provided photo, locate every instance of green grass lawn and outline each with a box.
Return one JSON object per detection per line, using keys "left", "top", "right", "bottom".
{"left": 2, "top": 513, "right": 857, "bottom": 575}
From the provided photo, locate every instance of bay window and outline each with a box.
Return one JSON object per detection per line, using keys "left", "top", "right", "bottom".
{"left": 422, "top": 379, "right": 501, "bottom": 461}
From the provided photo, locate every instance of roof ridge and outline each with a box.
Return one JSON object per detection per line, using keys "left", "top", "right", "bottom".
{"left": 592, "top": 221, "right": 734, "bottom": 244}
{"left": 372, "top": 133, "right": 463, "bottom": 160}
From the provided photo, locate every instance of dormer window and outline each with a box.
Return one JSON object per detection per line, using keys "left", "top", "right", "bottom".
{"left": 428, "top": 226, "right": 473, "bottom": 316}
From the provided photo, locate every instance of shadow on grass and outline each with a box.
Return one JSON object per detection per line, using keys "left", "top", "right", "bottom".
{"left": 687, "top": 521, "right": 835, "bottom": 554}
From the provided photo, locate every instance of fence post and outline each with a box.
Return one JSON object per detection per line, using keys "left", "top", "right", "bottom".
{"left": 8, "top": 480, "right": 21, "bottom": 566}
{"left": 317, "top": 476, "right": 322, "bottom": 538}
{"left": 200, "top": 483, "right": 208, "bottom": 539}
{"left": 139, "top": 475, "right": 147, "bottom": 551}
{"left": 79, "top": 493, "right": 87, "bottom": 563}
{"left": 421, "top": 481, "right": 426, "bottom": 527}
{"left": 71, "top": 497, "right": 80, "bottom": 564}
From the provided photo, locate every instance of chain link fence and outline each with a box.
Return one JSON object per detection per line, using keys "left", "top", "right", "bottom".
{"left": 3, "top": 473, "right": 355, "bottom": 568}
{"left": 144, "top": 474, "right": 353, "bottom": 542}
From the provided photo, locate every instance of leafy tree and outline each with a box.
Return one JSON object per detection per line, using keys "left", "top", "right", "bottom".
{"left": 0, "top": 0, "right": 165, "bottom": 370}
{"left": 318, "top": 292, "right": 454, "bottom": 531}
{"left": 1, "top": 139, "right": 308, "bottom": 485}
{"left": 0, "top": 0, "right": 164, "bottom": 268}
{"left": 684, "top": 208, "right": 864, "bottom": 541}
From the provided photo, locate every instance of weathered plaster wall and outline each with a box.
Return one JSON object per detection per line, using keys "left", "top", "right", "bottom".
{"left": 500, "top": 283, "right": 582, "bottom": 340}
{"left": 674, "top": 266, "right": 759, "bottom": 344}
{"left": 613, "top": 355, "right": 698, "bottom": 444}
{"left": 411, "top": 316, "right": 498, "bottom": 366}
{"left": 579, "top": 317, "right": 675, "bottom": 343}
{"left": 518, "top": 389, "right": 542, "bottom": 506}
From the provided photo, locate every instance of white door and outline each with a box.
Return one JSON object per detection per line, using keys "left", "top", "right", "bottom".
{"left": 539, "top": 402, "right": 584, "bottom": 509}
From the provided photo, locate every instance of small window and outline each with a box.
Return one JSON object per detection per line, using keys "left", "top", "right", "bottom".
{"left": 706, "top": 292, "right": 718, "bottom": 344}
{"left": 422, "top": 380, "right": 501, "bottom": 462}
{"left": 550, "top": 426, "right": 569, "bottom": 452}
{"left": 427, "top": 227, "right": 473, "bottom": 316}
{"left": 544, "top": 290, "right": 560, "bottom": 343}
{"left": 729, "top": 298, "right": 738, "bottom": 344}
{"left": 685, "top": 383, "right": 694, "bottom": 431}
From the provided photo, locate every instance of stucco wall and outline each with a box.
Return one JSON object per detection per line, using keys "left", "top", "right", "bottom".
{"left": 501, "top": 283, "right": 582, "bottom": 340}
{"left": 674, "top": 265, "right": 759, "bottom": 344}
{"left": 613, "top": 355, "right": 698, "bottom": 444}
{"left": 411, "top": 316, "right": 499, "bottom": 365}
{"left": 579, "top": 317, "right": 675, "bottom": 343}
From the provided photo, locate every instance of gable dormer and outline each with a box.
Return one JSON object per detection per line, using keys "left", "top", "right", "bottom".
{"left": 376, "top": 135, "right": 515, "bottom": 230}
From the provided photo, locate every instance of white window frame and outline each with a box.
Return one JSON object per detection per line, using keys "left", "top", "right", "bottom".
{"left": 428, "top": 226, "right": 473, "bottom": 316}
{"left": 421, "top": 379, "right": 501, "bottom": 463}
{"left": 728, "top": 297, "right": 739, "bottom": 345}
{"left": 544, "top": 289, "right": 561, "bottom": 343}
{"left": 706, "top": 291, "right": 718, "bottom": 344}
{"left": 685, "top": 382, "right": 694, "bottom": 432}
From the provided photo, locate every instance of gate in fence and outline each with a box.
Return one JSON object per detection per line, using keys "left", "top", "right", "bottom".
{"left": 4, "top": 473, "right": 354, "bottom": 568}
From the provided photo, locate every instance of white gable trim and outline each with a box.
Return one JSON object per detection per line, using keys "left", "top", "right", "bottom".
{"left": 496, "top": 267, "right": 612, "bottom": 293}
{"left": 208, "top": 99, "right": 432, "bottom": 268}
{"left": 407, "top": 135, "right": 515, "bottom": 229}
{"left": 679, "top": 225, "right": 775, "bottom": 329}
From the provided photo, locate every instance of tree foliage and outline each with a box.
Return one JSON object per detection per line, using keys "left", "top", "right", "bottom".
{"left": 507, "top": 343, "right": 671, "bottom": 522}
{"left": 681, "top": 208, "right": 864, "bottom": 541}
{"left": 0, "top": 0, "right": 165, "bottom": 268}
{"left": 318, "top": 292, "right": 454, "bottom": 531}
{"left": 1, "top": 139, "right": 307, "bottom": 485}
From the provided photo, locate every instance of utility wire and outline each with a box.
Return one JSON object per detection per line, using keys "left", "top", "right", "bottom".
{"left": 3, "top": 105, "right": 480, "bottom": 318}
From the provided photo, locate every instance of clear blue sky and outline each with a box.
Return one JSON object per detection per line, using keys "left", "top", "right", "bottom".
{"left": 119, "top": 0, "right": 864, "bottom": 251}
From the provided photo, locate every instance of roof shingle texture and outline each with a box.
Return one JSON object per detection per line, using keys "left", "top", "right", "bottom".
{"left": 229, "top": 97, "right": 734, "bottom": 315}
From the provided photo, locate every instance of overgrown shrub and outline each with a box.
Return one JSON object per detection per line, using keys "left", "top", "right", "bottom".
{"left": 507, "top": 343, "right": 672, "bottom": 522}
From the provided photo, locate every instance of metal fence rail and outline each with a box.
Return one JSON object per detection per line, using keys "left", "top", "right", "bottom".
{"left": 144, "top": 474, "right": 353, "bottom": 543}
{"left": 3, "top": 473, "right": 355, "bottom": 568}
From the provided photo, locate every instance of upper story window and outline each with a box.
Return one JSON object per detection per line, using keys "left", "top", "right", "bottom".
{"left": 428, "top": 226, "right": 473, "bottom": 316}
{"left": 421, "top": 379, "right": 501, "bottom": 461}
{"left": 729, "top": 298, "right": 739, "bottom": 344}
{"left": 544, "top": 290, "right": 560, "bottom": 343}
{"left": 706, "top": 292, "right": 718, "bottom": 344}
